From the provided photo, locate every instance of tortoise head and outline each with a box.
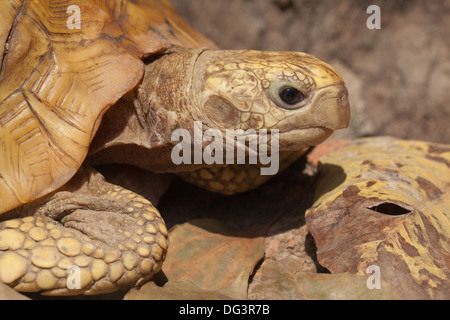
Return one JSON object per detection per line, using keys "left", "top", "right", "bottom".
{"left": 191, "top": 50, "right": 350, "bottom": 150}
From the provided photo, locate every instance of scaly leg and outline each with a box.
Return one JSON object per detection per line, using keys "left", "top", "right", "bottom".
{"left": 0, "top": 165, "right": 168, "bottom": 295}
{"left": 179, "top": 150, "right": 308, "bottom": 194}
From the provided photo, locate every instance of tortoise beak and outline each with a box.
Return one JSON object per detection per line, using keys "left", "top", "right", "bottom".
{"left": 313, "top": 83, "right": 350, "bottom": 131}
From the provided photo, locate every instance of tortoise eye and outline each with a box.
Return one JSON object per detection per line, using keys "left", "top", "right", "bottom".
{"left": 279, "top": 87, "right": 305, "bottom": 105}
{"left": 269, "top": 82, "right": 308, "bottom": 110}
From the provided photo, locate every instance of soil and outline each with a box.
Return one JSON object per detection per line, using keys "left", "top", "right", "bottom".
{"left": 171, "top": 0, "right": 450, "bottom": 144}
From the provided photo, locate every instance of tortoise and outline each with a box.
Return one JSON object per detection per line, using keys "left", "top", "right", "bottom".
{"left": 0, "top": 0, "right": 350, "bottom": 295}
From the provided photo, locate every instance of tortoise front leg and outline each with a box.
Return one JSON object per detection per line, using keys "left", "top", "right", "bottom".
{"left": 179, "top": 150, "right": 308, "bottom": 194}
{"left": 0, "top": 165, "right": 168, "bottom": 295}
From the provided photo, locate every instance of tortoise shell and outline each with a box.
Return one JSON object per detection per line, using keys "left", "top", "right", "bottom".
{"left": 0, "top": 0, "right": 214, "bottom": 214}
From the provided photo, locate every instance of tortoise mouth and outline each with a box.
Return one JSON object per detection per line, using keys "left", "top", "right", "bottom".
{"left": 278, "top": 127, "right": 334, "bottom": 150}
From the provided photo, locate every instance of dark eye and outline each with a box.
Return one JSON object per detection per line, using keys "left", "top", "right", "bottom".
{"left": 279, "top": 87, "right": 306, "bottom": 105}
{"left": 269, "top": 82, "right": 308, "bottom": 109}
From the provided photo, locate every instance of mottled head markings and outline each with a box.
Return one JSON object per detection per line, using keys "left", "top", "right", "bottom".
{"left": 192, "top": 50, "right": 350, "bottom": 150}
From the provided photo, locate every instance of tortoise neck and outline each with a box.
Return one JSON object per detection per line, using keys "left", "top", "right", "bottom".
{"left": 88, "top": 48, "right": 205, "bottom": 170}
{"left": 140, "top": 48, "right": 203, "bottom": 123}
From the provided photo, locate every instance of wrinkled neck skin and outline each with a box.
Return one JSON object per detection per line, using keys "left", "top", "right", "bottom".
{"left": 89, "top": 48, "right": 217, "bottom": 173}
{"left": 133, "top": 48, "right": 208, "bottom": 148}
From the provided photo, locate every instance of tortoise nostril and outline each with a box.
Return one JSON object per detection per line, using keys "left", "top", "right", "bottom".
{"left": 337, "top": 86, "right": 349, "bottom": 107}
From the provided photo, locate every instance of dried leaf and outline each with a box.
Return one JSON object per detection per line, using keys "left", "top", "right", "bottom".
{"left": 126, "top": 219, "right": 266, "bottom": 300}
{"left": 306, "top": 137, "right": 450, "bottom": 299}
{"left": 250, "top": 257, "right": 400, "bottom": 300}
{"left": 124, "top": 280, "right": 234, "bottom": 300}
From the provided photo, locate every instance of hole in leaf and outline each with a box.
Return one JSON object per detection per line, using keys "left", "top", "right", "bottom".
{"left": 367, "top": 202, "right": 412, "bottom": 216}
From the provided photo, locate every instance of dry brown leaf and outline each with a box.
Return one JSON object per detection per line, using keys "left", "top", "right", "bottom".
{"left": 250, "top": 257, "right": 400, "bottom": 300}
{"left": 126, "top": 219, "right": 267, "bottom": 300}
{"left": 306, "top": 137, "right": 450, "bottom": 299}
{"left": 124, "top": 280, "right": 234, "bottom": 300}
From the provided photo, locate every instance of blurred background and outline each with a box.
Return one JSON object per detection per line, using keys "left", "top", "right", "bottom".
{"left": 171, "top": 0, "right": 450, "bottom": 144}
